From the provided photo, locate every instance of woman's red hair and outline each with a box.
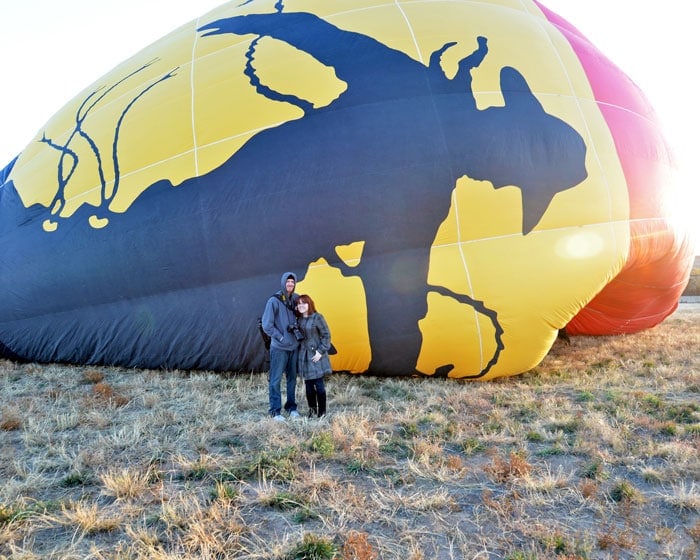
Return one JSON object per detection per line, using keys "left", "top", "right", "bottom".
{"left": 297, "top": 294, "right": 317, "bottom": 314}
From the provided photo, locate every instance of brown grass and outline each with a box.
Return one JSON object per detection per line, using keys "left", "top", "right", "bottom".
{"left": 0, "top": 305, "right": 698, "bottom": 559}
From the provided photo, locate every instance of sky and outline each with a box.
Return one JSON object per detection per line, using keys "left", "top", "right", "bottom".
{"left": 1, "top": 1, "right": 697, "bottom": 248}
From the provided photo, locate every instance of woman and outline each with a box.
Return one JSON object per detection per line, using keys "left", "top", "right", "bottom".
{"left": 296, "top": 294, "right": 333, "bottom": 417}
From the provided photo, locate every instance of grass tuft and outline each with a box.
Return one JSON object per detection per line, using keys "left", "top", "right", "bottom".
{"left": 286, "top": 532, "right": 338, "bottom": 560}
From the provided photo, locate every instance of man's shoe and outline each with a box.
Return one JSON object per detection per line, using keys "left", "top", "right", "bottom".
{"left": 289, "top": 410, "right": 300, "bottom": 419}
{"left": 272, "top": 414, "right": 286, "bottom": 422}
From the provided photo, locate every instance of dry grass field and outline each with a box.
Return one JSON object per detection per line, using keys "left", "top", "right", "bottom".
{"left": 1, "top": 305, "right": 698, "bottom": 559}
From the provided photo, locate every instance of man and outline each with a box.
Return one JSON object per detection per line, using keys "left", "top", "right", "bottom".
{"left": 261, "top": 272, "right": 301, "bottom": 420}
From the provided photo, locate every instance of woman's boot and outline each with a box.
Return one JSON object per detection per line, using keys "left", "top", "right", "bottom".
{"left": 317, "top": 392, "right": 327, "bottom": 417}
{"left": 306, "top": 382, "right": 317, "bottom": 417}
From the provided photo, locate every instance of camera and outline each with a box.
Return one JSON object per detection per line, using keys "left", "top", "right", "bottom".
{"left": 287, "top": 323, "right": 305, "bottom": 342}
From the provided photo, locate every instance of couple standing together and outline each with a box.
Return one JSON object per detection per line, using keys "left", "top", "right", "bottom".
{"left": 261, "top": 272, "right": 333, "bottom": 421}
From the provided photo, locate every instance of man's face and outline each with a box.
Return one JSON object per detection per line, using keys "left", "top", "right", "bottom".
{"left": 285, "top": 278, "right": 295, "bottom": 294}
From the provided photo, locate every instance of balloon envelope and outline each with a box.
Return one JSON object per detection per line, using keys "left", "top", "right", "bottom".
{"left": 0, "top": 0, "right": 693, "bottom": 378}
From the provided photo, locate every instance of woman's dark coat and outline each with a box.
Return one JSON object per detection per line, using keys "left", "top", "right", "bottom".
{"left": 298, "top": 312, "right": 332, "bottom": 380}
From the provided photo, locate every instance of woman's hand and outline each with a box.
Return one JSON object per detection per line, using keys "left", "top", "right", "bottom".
{"left": 312, "top": 350, "right": 322, "bottom": 363}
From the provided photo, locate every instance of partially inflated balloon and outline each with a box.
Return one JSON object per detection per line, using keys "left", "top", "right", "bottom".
{"left": 0, "top": 0, "right": 693, "bottom": 378}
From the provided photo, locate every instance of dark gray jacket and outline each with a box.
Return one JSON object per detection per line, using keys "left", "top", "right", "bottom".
{"left": 261, "top": 272, "right": 300, "bottom": 351}
{"left": 298, "top": 312, "right": 332, "bottom": 380}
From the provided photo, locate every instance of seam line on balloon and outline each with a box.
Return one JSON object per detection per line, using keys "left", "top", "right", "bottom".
{"left": 532, "top": 5, "right": 621, "bottom": 268}
{"left": 394, "top": 0, "right": 423, "bottom": 63}
{"left": 191, "top": 18, "right": 203, "bottom": 177}
{"left": 451, "top": 186, "right": 485, "bottom": 370}
{"left": 429, "top": 218, "right": 640, "bottom": 252}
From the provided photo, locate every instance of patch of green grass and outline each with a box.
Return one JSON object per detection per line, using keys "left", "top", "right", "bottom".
{"left": 60, "top": 470, "right": 92, "bottom": 487}
{"left": 293, "top": 506, "right": 320, "bottom": 523}
{"left": 436, "top": 419, "right": 459, "bottom": 440}
{"left": 595, "top": 358, "right": 620, "bottom": 370}
{"left": 226, "top": 447, "right": 299, "bottom": 482}
{"left": 578, "top": 459, "right": 606, "bottom": 480}
{"left": 0, "top": 500, "right": 60, "bottom": 525}
{"left": 576, "top": 390, "right": 595, "bottom": 403}
{"left": 657, "top": 421, "right": 678, "bottom": 436}
{"left": 399, "top": 421, "right": 419, "bottom": 438}
{"left": 309, "top": 431, "right": 335, "bottom": 458}
{"left": 642, "top": 394, "right": 662, "bottom": 410}
{"left": 483, "top": 420, "right": 503, "bottom": 433}
{"left": 356, "top": 376, "right": 381, "bottom": 393}
{"left": 380, "top": 438, "right": 411, "bottom": 459}
{"left": 286, "top": 532, "right": 338, "bottom": 560}
{"left": 665, "top": 402, "right": 698, "bottom": 423}
{"left": 461, "top": 437, "right": 486, "bottom": 455}
{"left": 547, "top": 417, "right": 581, "bottom": 434}
{"left": 346, "top": 458, "right": 376, "bottom": 475}
{"left": 381, "top": 467, "right": 413, "bottom": 487}
{"left": 603, "top": 390, "right": 625, "bottom": 406}
{"left": 210, "top": 481, "right": 239, "bottom": 502}
{"left": 686, "top": 423, "right": 700, "bottom": 435}
{"left": 504, "top": 553, "right": 537, "bottom": 560}
{"left": 183, "top": 461, "right": 210, "bottom": 480}
{"left": 414, "top": 414, "right": 454, "bottom": 439}
{"left": 536, "top": 445, "right": 567, "bottom": 457}
{"left": 610, "top": 480, "right": 640, "bottom": 503}
{"left": 513, "top": 403, "right": 541, "bottom": 422}
{"left": 380, "top": 381, "right": 416, "bottom": 401}
{"left": 215, "top": 467, "right": 243, "bottom": 482}
{"left": 525, "top": 430, "right": 544, "bottom": 443}
{"left": 218, "top": 435, "right": 246, "bottom": 447}
{"left": 266, "top": 490, "right": 303, "bottom": 510}
{"left": 537, "top": 529, "right": 592, "bottom": 557}
{"left": 359, "top": 378, "right": 415, "bottom": 402}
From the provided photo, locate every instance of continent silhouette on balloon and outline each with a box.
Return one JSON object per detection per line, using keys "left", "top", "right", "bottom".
{"left": 195, "top": 10, "right": 588, "bottom": 376}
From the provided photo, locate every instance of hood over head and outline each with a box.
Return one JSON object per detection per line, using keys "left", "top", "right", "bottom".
{"left": 280, "top": 271, "right": 297, "bottom": 294}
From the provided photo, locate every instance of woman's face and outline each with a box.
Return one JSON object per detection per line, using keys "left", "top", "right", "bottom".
{"left": 296, "top": 301, "right": 309, "bottom": 315}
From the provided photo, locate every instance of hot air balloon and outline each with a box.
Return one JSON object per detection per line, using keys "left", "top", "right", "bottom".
{"left": 0, "top": 0, "right": 693, "bottom": 379}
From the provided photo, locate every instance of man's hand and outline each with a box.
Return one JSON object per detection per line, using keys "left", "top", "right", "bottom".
{"left": 312, "top": 350, "right": 322, "bottom": 363}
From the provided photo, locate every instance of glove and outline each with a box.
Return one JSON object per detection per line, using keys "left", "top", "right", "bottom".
{"left": 312, "top": 350, "right": 322, "bottom": 363}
